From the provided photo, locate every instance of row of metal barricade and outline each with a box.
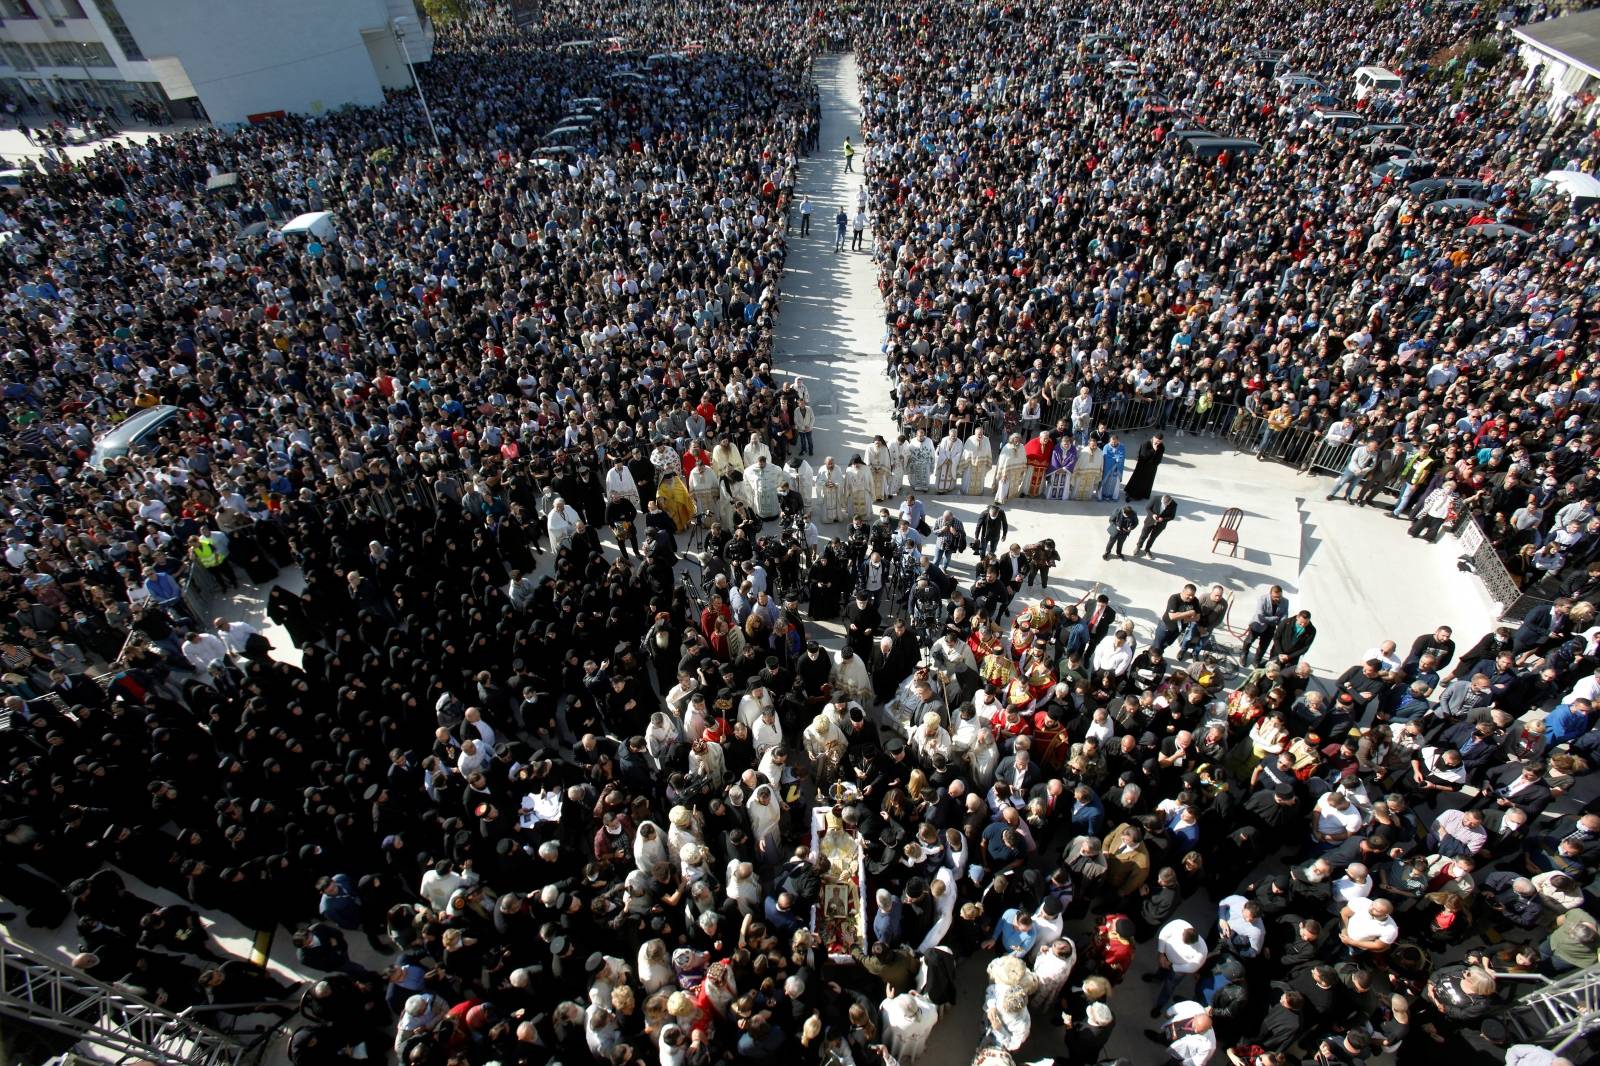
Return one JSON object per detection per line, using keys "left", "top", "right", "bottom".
{"left": 1033, "top": 389, "right": 1551, "bottom": 622}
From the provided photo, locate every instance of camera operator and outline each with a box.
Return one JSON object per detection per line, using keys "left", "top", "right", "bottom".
{"left": 932, "top": 511, "right": 967, "bottom": 571}
{"left": 775, "top": 540, "right": 808, "bottom": 602}
{"left": 857, "top": 550, "right": 887, "bottom": 608}
{"left": 918, "top": 550, "right": 957, "bottom": 600}
{"left": 909, "top": 575, "right": 944, "bottom": 644}
{"left": 869, "top": 508, "right": 897, "bottom": 556}
{"left": 843, "top": 514, "right": 872, "bottom": 570}
{"left": 893, "top": 517, "right": 926, "bottom": 554}
{"left": 779, "top": 479, "right": 805, "bottom": 523}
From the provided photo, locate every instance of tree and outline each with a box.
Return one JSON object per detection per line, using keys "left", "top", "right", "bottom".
{"left": 419, "top": 0, "right": 470, "bottom": 25}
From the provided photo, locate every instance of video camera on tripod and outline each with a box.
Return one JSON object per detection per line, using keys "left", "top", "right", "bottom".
{"left": 678, "top": 569, "right": 706, "bottom": 613}
{"left": 908, "top": 576, "right": 943, "bottom": 644}
{"left": 883, "top": 544, "right": 925, "bottom": 620}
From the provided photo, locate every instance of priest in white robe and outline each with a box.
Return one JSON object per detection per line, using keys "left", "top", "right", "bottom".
{"left": 741, "top": 432, "right": 771, "bottom": 469}
{"left": 879, "top": 990, "right": 938, "bottom": 1063}
{"left": 831, "top": 647, "right": 873, "bottom": 706}
{"left": 744, "top": 457, "right": 781, "bottom": 520}
{"left": 994, "top": 434, "right": 1027, "bottom": 503}
{"left": 814, "top": 457, "right": 843, "bottom": 523}
{"left": 964, "top": 427, "right": 994, "bottom": 495}
{"left": 934, "top": 430, "right": 964, "bottom": 493}
{"left": 842, "top": 457, "right": 872, "bottom": 519}
{"left": 784, "top": 456, "right": 814, "bottom": 502}
{"left": 747, "top": 783, "right": 783, "bottom": 863}
{"left": 605, "top": 459, "right": 641, "bottom": 510}
{"left": 1030, "top": 937, "right": 1076, "bottom": 1011}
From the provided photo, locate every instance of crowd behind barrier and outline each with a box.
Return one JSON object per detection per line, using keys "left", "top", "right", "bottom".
{"left": 0, "top": 1, "right": 1599, "bottom": 1065}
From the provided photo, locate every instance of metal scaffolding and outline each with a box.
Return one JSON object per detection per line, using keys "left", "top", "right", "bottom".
{"left": 1500, "top": 963, "right": 1600, "bottom": 1053}
{"left": 0, "top": 936, "right": 250, "bottom": 1066}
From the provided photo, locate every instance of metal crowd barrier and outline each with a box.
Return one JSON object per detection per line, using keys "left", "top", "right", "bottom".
{"left": 1456, "top": 514, "right": 1554, "bottom": 623}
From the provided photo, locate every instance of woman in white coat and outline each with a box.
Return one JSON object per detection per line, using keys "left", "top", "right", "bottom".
{"left": 1030, "top": 937, "right": 1077, "bottom": 1011}
{"left": 916, "top": 866, "right": 959, "bottom": 952}
{"left": 747, "top": 784, "right": 784, "bottom": 864}
{"left": 638, "top": 939, "right": 676, "bottom": 994}
{"left": 679, "top": 843, "right": 715, "bottom": 888}
{"left": 967, "top": 725, "right": 1000, "bottom": 790}
{"left": 666, "top": 806, "right": 703, "bottom": 860}
{"left": 982, "top": 985, "right": 1032, "bottom": 1052}
{"left": 547, "top": 497, "right": 578, "bottom": 551}
{"left": 633, "top": 821, "right": 670, "bottom": 878}
{"left": 879, "top": 989, "right": 939, "bottom": 1063}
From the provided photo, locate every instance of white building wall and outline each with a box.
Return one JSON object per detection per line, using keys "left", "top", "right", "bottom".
{"left": 1517, "top": 41, "right": 1596, "bottom": 110}
{"left": 113, "top": 0, "right": 398, "bottom": 125}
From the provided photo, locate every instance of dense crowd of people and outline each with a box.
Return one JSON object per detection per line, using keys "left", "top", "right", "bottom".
{"left": 852, "top": 0, "right": 1600, "bottom": 593}
{"left": 0, "top": 0, "right": 1597, "bottom": 1064}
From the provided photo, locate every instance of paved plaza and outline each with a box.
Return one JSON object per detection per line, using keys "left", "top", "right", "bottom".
{"left": 0, "top": 52, "right": 1510, "bottom": 1066}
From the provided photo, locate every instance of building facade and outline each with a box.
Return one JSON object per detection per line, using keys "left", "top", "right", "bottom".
{"left": 1512, "top": 9, "right": 1600, "bottom": 119}
{"left": 0, "top": 0, "right": 431, "bottom": 125}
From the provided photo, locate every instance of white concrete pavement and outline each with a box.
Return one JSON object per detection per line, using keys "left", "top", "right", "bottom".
{"left": 769, "top": 55, "right": 1496, "bottom": 1065}
{"left": 772, "top": 52, "right": 896, "bottom": 469}
{"left": 0, "top": 121, "right": 201, "bottom": 171}
{"left": 771, "top": 55, "right": 1495, "bottom": 684}
{"left": 0, "top": 53, "right": 1502, "bottom": 1066}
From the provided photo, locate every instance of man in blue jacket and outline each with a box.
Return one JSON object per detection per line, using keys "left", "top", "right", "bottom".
{"left": 1545, "top": 699, "right": 1596, "bottom": 747}
{"left": 316, "top": 873, "right": 363, "bottom": 930}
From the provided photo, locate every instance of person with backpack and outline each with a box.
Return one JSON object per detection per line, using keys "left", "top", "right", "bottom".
{"left": 975, "top": 502, "right": 1008, "bottom": 558}
{"left": 933, "top": 511, "right": 967, "bottom": 570}
{"left": 1025, "top": 539, "right": 1061, "bottom": 588}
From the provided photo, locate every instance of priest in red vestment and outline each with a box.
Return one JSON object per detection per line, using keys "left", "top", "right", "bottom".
{"left": 1023, "top": 431, "right": 1053, "bottom": 497}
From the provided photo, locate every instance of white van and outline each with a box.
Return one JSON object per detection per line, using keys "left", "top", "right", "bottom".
{"left": 1537, "top": 169, "right": 1600, "bottom": 212}
{"left": 281, "top": 211, "right": 336, "bottom": 243}
{"left": 1353, "top": 65, "right": 1402, "bottom": 101}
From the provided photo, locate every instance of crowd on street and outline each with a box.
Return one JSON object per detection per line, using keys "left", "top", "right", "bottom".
{"left": 0, "top": 0, "right": 1598, "bottom": 1064}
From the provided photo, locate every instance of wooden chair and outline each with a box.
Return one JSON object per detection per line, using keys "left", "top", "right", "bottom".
{"left": 1212, "top": 507, "right": 1243, "bottom": 556}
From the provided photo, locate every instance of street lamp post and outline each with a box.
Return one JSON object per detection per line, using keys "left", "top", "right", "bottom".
{"left": 391, "top": 17, "right": 440, "bottom": 152}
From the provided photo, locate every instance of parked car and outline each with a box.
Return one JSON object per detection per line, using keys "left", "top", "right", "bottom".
{"left": 1168, "top": 127, "right": 1220, "bottom": 142}
{"left": 1534, "top": 170, "right": 1600, "bottom": 213}
{"left": 1354, "top": 122, "right": 1411, "bottom": 142}
{"left": 1275, "top": 72, "right": 1324, "bottom": 92}
{"left": 1353, "top": 64, "right": 1403, "bottom": 101}
{"left": 1423, "top": 197, "right": 1493, "bottom": 219}
{"left": 543, "top": 126, "right": 592, "bottom": 146}
{"left": 88, "top": 406, "right": 183, "bottom": 471}
{"left": 1243, "top": 49, "right": 1285, "bottom": 77}
{"left": 1370, "top": 158, "right": 1435, "bottom": 184}
{"left": 1465, "top": 221, "right": 1534, "bottom": 240}
{"left": 1363, "top": 141, "right": 1415, "bottom": 162}
{"left": 1183, "top": 137, "right": 1261, "bottom": 162}
{"left": 1407, "top": 177, "right": 1488, "bottom": 203}
{"left": 1308, "top": 109, "right": 1365, "bottom": 134}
